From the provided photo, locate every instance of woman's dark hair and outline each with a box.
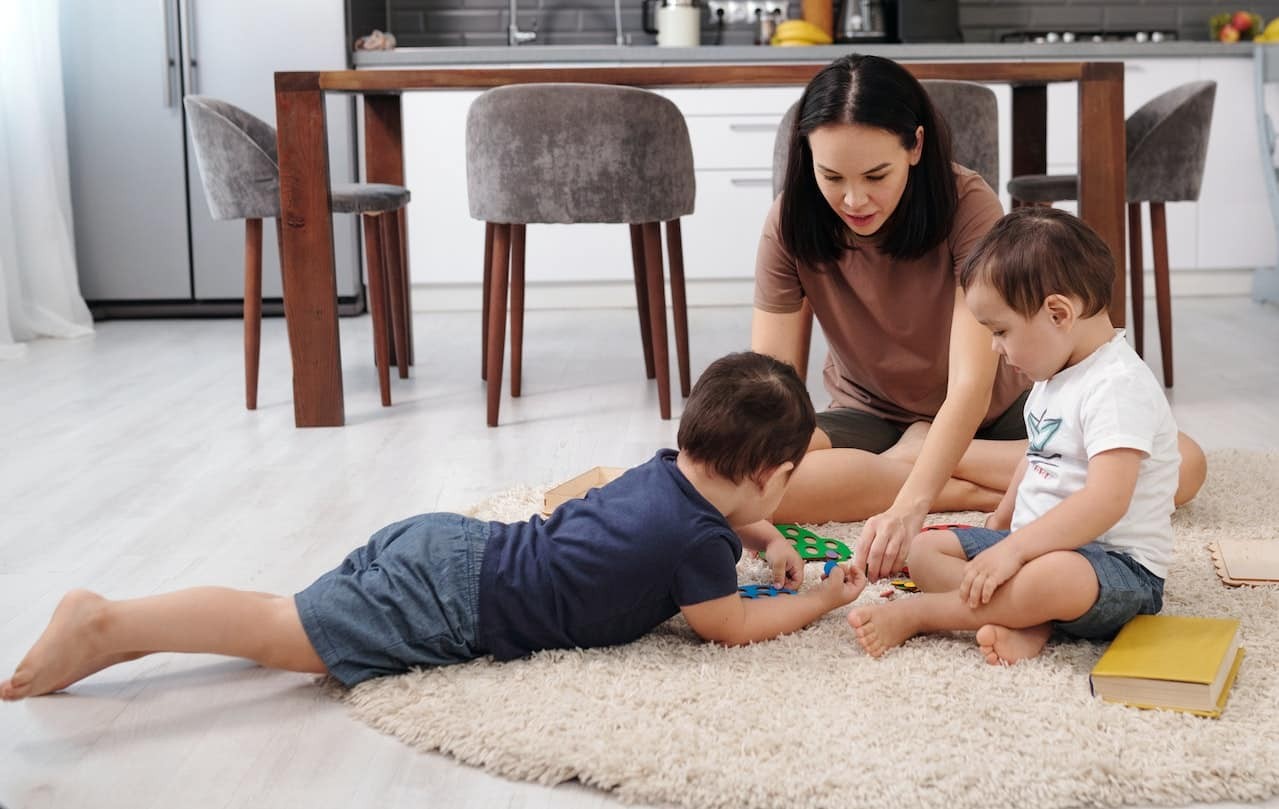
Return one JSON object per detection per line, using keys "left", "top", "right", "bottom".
{"left": 779, "top": 54, "right": 958, "bottom": 266}
{"left": 960, "top": 206, "right": 1114, "bottom": 319}
{"left": 678, "top": 352, "right": 816, "bottom": 483}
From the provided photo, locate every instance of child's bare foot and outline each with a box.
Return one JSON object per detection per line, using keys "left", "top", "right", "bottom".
{"left": 1, "top": 590, "right": 125, "bottom": 700}
{"left": 846, "top": 603, "right": 918, "bottom": 658}
{"left": 975, "top": 623, "right": 1052, "bottom": 665}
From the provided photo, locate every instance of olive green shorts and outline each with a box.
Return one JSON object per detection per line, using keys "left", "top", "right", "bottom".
{"left": 815, "top": 389, "right": 1030, "bottom": 453}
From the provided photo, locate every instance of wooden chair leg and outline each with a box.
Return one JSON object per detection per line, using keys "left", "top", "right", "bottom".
{"left": 629, "top": 223, "right": 656, "bottom": 379}
{"left": 482, "top": 221, "right": 494, "bottom": 381}
{"left": 510, "top": 223, "right": 526, "bottom": 398}
{"left": 665, "top": 219, "right": 691, "bottom": 398}
{"left": 1127, "top": 202, "right": 1144, "bottom": 358}
{"left": 642, "top": 221, "right": 671, "bottom": 420}
{"left": 1149, "top": 202, "right": 1174, "bottom": 387}
{"left": 243, "top": 218, "right": 263, "bottom": 410}
{"left": 362, "top": 214, "right": 393, "bottom": 407}
{"left": 381, "top": 212, "right": 410, "bottom": 380}
{"left": 398, "top": 207, "right": 414, "bottom": 367}
{"left": 487, "top": 223, "right": 512, "bottom": 427}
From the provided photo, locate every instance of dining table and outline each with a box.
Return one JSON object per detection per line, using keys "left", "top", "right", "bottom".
{"left": 273, "top": 60, "right": 1124, "bottom": 427}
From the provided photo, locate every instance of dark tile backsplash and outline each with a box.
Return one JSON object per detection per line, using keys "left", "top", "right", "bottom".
{"left": 349, "top": 0, "right": 1279, "bottom": 47}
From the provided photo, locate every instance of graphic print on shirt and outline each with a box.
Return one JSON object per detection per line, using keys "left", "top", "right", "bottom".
{"left": 1026, "top": 409, "right": 1063, "bottom": 460}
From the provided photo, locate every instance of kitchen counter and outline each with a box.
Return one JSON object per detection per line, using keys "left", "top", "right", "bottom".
{"left": 353, "top": 41, "right": 1250, "bottom": 67}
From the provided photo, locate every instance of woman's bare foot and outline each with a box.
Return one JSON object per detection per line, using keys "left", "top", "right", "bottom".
{"left": 881, "top": 421, "right": 931, "bottom": 462}
{"left": 1, "top": 590, "right": 121, "bottom": 700}
{"left": 846, "top": 603, "right": 919, "bottom": 657}
{"left": 975, "top": 623, "right": 1052, "bottom": 665}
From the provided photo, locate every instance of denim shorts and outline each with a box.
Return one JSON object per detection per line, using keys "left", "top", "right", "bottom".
{"left": 295, "top": 512, "right": 491, "bottom": 687}
{"left": 952, "top": 526, "right": 1164, "bottom": 640}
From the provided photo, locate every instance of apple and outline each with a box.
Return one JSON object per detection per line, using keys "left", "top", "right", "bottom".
{"left": 1232, "top": 10, "right": 1254, "bottom": 34}
{"left": 1220, "top": 23, "right": 1242, "bottom": 42}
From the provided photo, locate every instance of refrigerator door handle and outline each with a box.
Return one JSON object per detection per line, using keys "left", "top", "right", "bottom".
{"left": 162, "top": 0, "right": 178, "bottom": 106}
{"left": 179, "top": 0, "right": 198, "bottom": 95}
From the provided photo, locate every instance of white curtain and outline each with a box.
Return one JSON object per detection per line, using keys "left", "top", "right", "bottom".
{"left": 0, "top": 0, "right": 93, "bottom": 360}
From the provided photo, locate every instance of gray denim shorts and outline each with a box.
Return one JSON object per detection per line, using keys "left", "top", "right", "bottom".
{"left": 952, "top": 525, "right": 1164, "bottom": 640}
{"left": 295, "top": 512, "right": 491, "bottom": 687}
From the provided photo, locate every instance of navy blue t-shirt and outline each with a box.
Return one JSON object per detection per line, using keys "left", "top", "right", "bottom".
{"left": 477, "top": 449, "right": 742, "bottom": 661}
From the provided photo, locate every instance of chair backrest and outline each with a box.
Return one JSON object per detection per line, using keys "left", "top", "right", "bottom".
{"left": 465, "top": 83, "right": 695, "bottom": 225}
{"left": 771, "top": 79, "right": 1000, "bottom": 196}
{"left": 1124, "top": 80, "right": 1217, "bottom": 203}
{"left": 183, "top": 95, "right": 280, "bottom": 221}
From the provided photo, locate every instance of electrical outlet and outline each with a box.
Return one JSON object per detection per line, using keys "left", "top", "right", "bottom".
{"left": 724, "top": 0, "right": 750, "bottom": 23}
{"left": 761, "top": 0, "right": 787, "bottom": 15}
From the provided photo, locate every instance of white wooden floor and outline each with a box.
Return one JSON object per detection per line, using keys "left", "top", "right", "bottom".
{"left": 1, "top": 298, "right": 1277, "bottom": 809}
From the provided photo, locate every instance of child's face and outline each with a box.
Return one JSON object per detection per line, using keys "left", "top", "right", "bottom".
{"left": 965, "top": 280, "right": 1072, "bottom": 382}
{"left": 808, "top": 122, "right": 923, "bottom": 238}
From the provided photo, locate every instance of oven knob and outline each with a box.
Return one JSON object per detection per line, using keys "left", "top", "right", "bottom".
{"left": 1045, "top": 31, "right": 1060, "bottom": 42}
{"left": 1151, "top": 31, "right": 1166, "bottom": 42}
{"left": 1134, "top": 31, "right": 1149, "bottom": 42}
{"left": 1062, "top": 31, "right": 1076, "bottom": 42}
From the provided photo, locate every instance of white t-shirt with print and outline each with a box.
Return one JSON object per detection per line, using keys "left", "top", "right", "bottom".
{"left": 1011, "top": 331, "right": 1180, "bottom": 578}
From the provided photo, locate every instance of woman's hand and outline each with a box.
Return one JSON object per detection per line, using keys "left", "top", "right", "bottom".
{"left": 855, "top": 506, "right": 926, "bottom": 581}
{"left": 959, "top": 541, "right": 1024, "bottom": 608}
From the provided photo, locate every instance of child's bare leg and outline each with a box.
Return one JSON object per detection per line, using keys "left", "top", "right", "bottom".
{"left": 1, "top": 587, "right": 325, "bottom": 701}
{"left": 903, "top": 529, "right": 968, "bottom": 592}
{"left": 846, "top": 550, "right": 1098, "bottom": 659}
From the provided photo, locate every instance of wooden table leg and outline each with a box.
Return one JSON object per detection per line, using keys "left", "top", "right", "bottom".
{"left": 1077, "top": 62, "right": 1127, "bottom": 328}
{"left": 1010, "top": 84, "right": 1047, "bottom": 178}
{"left": 364, "top": 94, "right": 413, "bottom": 367}
{"left": 274, "top": 72, "right": 344, "bottom": 427}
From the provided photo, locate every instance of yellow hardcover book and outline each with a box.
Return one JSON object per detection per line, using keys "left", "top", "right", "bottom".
{"left": 1089, "top": 614, "right": 1244, "bottom": 718}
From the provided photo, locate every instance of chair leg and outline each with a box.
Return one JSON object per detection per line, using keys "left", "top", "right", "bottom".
{"left": 1127, "top": 202, "right": 1144, "bottom": 358}
{"left": 642, "top": 221, "right": 672, "bottom": 420}
{"left": 362, "top": 214, "right": 393, "bottom": 407}
{"left": 482, "top": 221, "right": 494, "bottom": 381}
{"left": 1149, "top": 202, "right": 1174, "bottom": 387}
{"left": 398, "top": 207, "right": 414, "bottom": 367}
{"left": 510, "top": 224, "right": 526, "bottom": 398}
{"left": 381, "top": 212, "right": 410, "bottom": 380}
{"left": 665, "top": 219, "right": 691, "bottom": 398}
{"left": 243, "top": 218, "right": 263, "bottom": 411}
{"left": 487, "top": 223, "right": 512, "bottom": 427}
{"left": 629, "top": 223, "right": 656, "bottom": 379}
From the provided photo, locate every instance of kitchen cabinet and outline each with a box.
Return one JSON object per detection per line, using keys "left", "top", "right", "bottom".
{"left": 61, "top": 0, "right": 360, "bottom": 315}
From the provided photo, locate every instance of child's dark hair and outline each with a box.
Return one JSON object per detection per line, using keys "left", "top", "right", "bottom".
{"left": 678, "top": 352, "right": 815, "bottom": 483}
{"left": 779, "top": 54, "right": 957, "bottom": 266}
{"left": 960, "top": 206, "right": 1114, "bottom": 319}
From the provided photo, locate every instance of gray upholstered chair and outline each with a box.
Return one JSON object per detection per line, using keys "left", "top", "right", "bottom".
{"left": 770, "top": 80, "right": 1001, "bottom": 378}
{"left": 466, "top": 83, "right": 696, "bottom": 426}
{"left": 183, "top": 95, "right": 412, "bottom": 409}
{"left": 1006, "top": 81, "right": 1218, "bottom": 387}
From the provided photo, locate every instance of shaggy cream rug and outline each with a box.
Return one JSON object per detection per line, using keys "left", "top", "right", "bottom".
{"left": 342, "top": 450, "right": 1279, "bottom": 809}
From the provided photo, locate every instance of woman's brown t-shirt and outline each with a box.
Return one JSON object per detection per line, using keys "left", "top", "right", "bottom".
{"left": 754, "top": 165, "right": 1029, "bottom": 426}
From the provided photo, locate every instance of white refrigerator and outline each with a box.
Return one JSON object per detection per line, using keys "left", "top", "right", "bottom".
{"left": 60, "top": 0, "right": 361, "bottom": 316}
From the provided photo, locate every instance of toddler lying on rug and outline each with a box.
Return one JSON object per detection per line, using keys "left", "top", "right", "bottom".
{"left": 847, "top": 208, "right": 1180, "bottom": 665}
{"left": 1, "top": 352, "right": 866, "bottom": 700}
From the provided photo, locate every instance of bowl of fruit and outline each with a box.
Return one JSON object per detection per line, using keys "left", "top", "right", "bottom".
{"left": 1211, "top": 9, "right": 1264, "bottom": 42}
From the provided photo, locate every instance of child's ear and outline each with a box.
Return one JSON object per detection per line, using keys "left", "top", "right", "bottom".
{"left": 755, "top": 461, "right": 796, "bottom": 492}
{"left": 1044, "top": 293, "right": 1076, "bottom": 328}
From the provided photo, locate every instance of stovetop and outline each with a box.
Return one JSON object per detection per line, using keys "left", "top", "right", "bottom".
{"left": 1000, "top": 29, "right": 1179, "bottom": 45}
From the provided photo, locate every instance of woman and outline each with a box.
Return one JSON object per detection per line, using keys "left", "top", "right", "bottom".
{"left": 748, "top": 54, "right": 1207, "bottom": 581}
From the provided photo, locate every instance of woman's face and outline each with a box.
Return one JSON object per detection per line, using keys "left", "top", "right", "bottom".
{"left": 807, "top": 122, "right": 924, "bottom": 238}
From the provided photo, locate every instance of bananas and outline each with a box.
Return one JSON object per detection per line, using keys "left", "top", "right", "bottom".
{"left": 1256, "top": 17, "right": 1279, "bottom": 41}
{"left": 770, "top": 19, "right": 833, "bottom": 46}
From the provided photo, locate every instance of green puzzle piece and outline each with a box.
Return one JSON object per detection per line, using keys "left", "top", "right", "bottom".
{"left": 773, "top": 524, "right": 852, "bottom": 561}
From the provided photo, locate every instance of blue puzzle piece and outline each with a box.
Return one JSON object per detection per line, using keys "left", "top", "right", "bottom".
{"left": 737, "top": 584, "right": 798, "bottom": 599}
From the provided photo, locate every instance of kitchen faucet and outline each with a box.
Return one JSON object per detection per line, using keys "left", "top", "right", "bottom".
{"left": 508, "top": 0, "right": 536, "bottom": 44}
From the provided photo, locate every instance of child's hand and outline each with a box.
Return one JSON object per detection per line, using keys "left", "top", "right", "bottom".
{"left": 762, "top": 536, "right": 804, "bottom": 589}
{"left": 959, "top": 542, "right": 1024, "bottom": 607}
{"left": 819, "top": 562, "right": 866, "bottom": 607}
